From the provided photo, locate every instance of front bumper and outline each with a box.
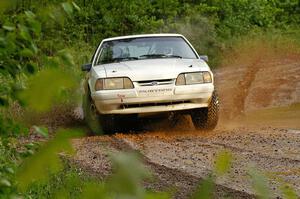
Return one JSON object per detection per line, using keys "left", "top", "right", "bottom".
{"left": 91, "top": 83, "right": 214, "bottom": 114}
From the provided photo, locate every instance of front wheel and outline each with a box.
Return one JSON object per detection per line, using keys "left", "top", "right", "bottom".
{"left": 191, "top": 91, "right": 219, "bottom": 131}
{"left": 82, "top": 93, "right": 117, "bottom": 135}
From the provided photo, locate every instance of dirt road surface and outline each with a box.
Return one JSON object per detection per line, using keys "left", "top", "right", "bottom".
{"left": 71, "top": 55, "right": 300, "bottom": 198}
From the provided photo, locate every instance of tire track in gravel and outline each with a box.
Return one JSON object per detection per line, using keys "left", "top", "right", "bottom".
{"left": 114, "top": 127, "right": 300, "bottom": 198}
{"left": 71, "top": 134, "right": 254, "bottom": 199}
{"left": 110, "top": 135, "right": 255, "bottom": 199}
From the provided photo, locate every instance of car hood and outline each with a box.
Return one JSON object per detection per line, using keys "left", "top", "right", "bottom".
{"left": 94, "top": 58, "right": 210, "bottom": 81}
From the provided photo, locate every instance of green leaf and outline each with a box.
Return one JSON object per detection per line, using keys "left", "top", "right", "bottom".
{"left": 16, "top": 129, "right": 84, "bottom": 191}
{"left": 30, "top": 42, "right": 38, "bottom": 54}
{"left": 145, "top": 192, "right": 170, "bottom": 199}
{"left": 25, "top": 142, "right": 35, "bottom": 149}
{"left": 19, "top": 25, "right": 32, "bottom": 42}
{"left": 248, "top": 167, "right": 270, "bottom": 199}
{"left": 72, "top": 2, "right": 81, "bottom": 11}
{"left": 81, "top": 182, "right": 107, "bottom": 199}
{"left": 20, "top": 48, "right": 34, "bottom": 58}
{"left": 281, "top": 184, "right": 298, "bottom": 199}
{"left": 62, "top": 2, "right": 73, "bottom": 16}
{"left": 18, "top": 68, "right": 76, "bottom": 112}
{"left": 33, "top": 126, "right": 48, "bottom": 138}
{"left": 28, "top": 19, "right": 42, "bottom": 36}
{"left": 27, "top": 149, "right": 34, "bottom": 155}
{"left": 25, "top": 11, "right": 36, "bottom": 19}
{"left": 0, "top": 37, "right": 5, "bottom": 45}
{"left": 192, "top": 175, "right": 215, "bottom": 199}
{"left": 214, "top": 150, "right": 233, "bottom": 176}
{"left": 5, "top": 167, "right": 14, "bottom": 174}
{"left": 0, "top": 178, "right": 11, "bottom": 187}
{"left": 108, "top": 152, "right": 151, "bottom": 198}
{"left": 2, "top": 25, "right": 15, "bottom": 31}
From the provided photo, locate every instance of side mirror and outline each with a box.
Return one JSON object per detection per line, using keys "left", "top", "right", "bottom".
{"left": 81, "top": 63, "right": 92, "bottom": 71}
{"left": 199, "top": 55, "right": 208, "bottom": 62}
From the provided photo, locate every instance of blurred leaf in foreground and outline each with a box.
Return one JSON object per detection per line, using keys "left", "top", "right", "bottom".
{"left": 108, "top": 152, "right": 151, "bottom": 199}
{"left": 16, "top": 129, "right": 84, "bottom": 192}
{"left": 192, "top": 150, "right": 233, "bottom": 199}
{"left": 18, "top": 68, "right": 76, "bottom": 112}
{"left": 248, "top": 166, "right": 270, "bottom": 199}
{"left": 0, "top": 0, "right": 16, "bottom": 13}
{"left": 281, "top": 184, "right": 298, "bottom": 199}
{"left": 214, "top": 150, "right": 233, "bottom": 176}
{"left": 80, "top": 152, "right": 169, "bottom": 199}
{"left": 192, "top": 175, "right": 215, "bottom": 199}
{"left": 144, "top": 192, "right": 170, "bottom": 199}
{"left": 81, "top": 181, "right": 107, "bottom": 199}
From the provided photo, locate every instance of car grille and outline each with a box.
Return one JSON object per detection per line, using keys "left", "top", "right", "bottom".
{"left": 136, "top": 79, "right": 174, "bottom": 87}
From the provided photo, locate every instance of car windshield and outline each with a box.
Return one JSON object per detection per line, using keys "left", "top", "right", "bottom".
{"left": 95, "top": 36, "right": 198, "bottom": 65}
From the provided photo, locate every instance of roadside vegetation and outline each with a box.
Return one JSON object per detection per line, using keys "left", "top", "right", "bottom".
{"left": 0, "top": 0, "right": 299, "bottom": 198}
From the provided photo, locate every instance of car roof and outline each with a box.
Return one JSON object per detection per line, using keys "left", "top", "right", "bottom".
{"left": 102, "top": 33, "right": 184, "bottom": 42}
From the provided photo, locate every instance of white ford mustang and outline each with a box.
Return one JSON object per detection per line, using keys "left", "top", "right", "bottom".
{"left": 82, "top": 34, "right": 219, "bottom": 133}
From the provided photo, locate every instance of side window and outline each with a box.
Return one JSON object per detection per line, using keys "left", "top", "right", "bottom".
{"left": 94, "top": 43, "right": 110, "bottom": 66}
{"left": 97, "top": 48, "right": 113, "bottom": 65}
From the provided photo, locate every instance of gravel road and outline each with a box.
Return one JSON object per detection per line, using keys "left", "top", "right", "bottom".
{"left": 72, "top": 125, "right": 300, "bottom": 198}
{"left": 71, "top": 53, "right": 300, "bottom": 198}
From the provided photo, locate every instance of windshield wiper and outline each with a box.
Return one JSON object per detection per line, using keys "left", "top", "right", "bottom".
{"left": 139, "top": 54, "right": 182, "bottom": 59}
{"left": 139, "top": 54, "right": 167, "bottom": 58}
{"left": 112, "top": 57, "right": 139, "bottom": 62}
{"left": 166, "top": 55, "right": 182, "bottom": 58}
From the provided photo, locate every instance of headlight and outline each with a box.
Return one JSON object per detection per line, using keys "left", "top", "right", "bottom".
{"left": 95, "top": 77, "right": 134, "bottom": 91}
{"left": 203, "top": 72, "right": 212, "bottom": 83}
{"left": 185, "top": 73, "right": 204, "bottom": 84}
{"left": 175, "top": 72, "right": 212, "bottom": 86}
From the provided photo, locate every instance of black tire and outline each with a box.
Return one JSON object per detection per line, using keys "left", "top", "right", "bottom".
{"left": 191, "top": 91, "right": 219, "bottom": 131}
{"left": 116, "top": 114, "right": 139, "bottom": 132}
{"left": 82, "top": 92, "right": 117, "bottom": 135}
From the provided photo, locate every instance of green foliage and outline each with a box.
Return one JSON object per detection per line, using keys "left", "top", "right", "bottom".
{"left": 80, "top": 181, "right": 107, "bottom": 199}
{"left": 214, "top": 150, "right": 232, "bottom": 176}
{"left": 192, "top": 175, "right": 215, "bottom": 199}
{"left": 79, "top": 152, "right": 169, "bottom": 199}
{"left": 0, "top": 139, "right": 17, "bottom": 195}
{"left": 0, "top": 114, "right": 26, "bottom": 137}
{"left": 248, "top": 167, "right": 270, "bottom": 199}
{"left": 192, "top": 150, "right": 233, "bottom": 199}
{"left": 17, "top": 129, "right": 84, "bottom": 192}
{"left": 281, "top": 184, "right": 298, "bottom": 199}
{"left": 18, "top": 68, "right": 77, "bottom": 112}
{"left": 108, "top": 152, "right": 151, "bottom": 198}
{"left": 0, "top": 0, "right": 81, "bottom": 107}
{"left": 24, "top": 151, "right": 169, "bottom": 199}
{"left": 0, "top": 134, "right": 36, "bottom": 197}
